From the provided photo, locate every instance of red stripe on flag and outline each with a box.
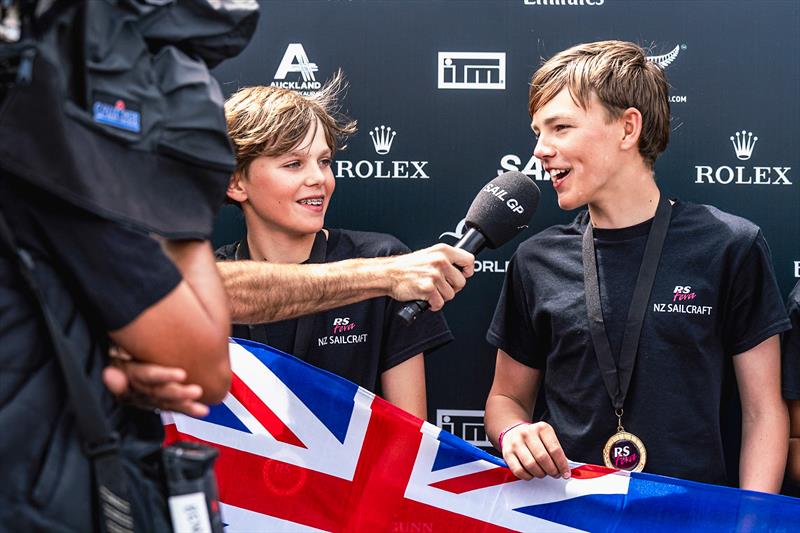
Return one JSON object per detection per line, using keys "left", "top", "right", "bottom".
{"left": 230, "top": 373, "right": 306, "bottom": 448}
{"left": 342, "top": 399, "right": 517, "bottom": 533}
{"left": 168, "top": 399, "right": 517, "bottom": 532}
{"left": 429, "top": 466, "right": 519, "bottom": 494}
{"left": 168, "top": 428, "right": 348, "bottom": 531}
{"left": 570, "top": 463, "right": 618, "bottom": 479}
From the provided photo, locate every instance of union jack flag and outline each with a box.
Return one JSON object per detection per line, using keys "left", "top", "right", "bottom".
{"left": 164, "top": 339, "right": 800, "bottom": 532}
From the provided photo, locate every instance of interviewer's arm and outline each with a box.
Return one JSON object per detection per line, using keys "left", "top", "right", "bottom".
{"left": 218, "top": 243, "right": 474, "bottom": 323}
{"left": 788, "top": 400, "right": 800, "bottom": 484}
{"left": 735, "top": 335, "right": 789, "bottom": 493}
{"left": 109, "top": 240, "right": 231, "bottom": 404}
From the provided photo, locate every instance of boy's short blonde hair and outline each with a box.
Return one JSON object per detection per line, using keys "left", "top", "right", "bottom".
{"left": 225, "top": 71, "right": 357, "bottom": 178}
{"left": 529, "top": 40, "right": 670, "bottom": 168}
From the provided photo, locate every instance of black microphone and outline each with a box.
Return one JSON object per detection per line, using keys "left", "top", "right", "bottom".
{"left": 397, "top": 171, "right": 541, "bottom": 325}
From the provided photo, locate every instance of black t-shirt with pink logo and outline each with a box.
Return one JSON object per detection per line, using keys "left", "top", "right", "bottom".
{"left": 487, "top": 200, "right": 790, "bottom": 486}
{"left": 216, "top": 229, "right": 453, "bottom": 394}
{"left": 784, "top": 281, "right": 800, "bottom": 400}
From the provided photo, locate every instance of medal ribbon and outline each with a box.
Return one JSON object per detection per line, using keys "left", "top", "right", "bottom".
{"left": 582, "top": 194, "right": 671, "bottom": 420}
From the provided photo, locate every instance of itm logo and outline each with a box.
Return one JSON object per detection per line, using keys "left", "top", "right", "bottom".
{"left": 335, "top": 124, "right": 430, "bottom": 179}
{"left": 332, "top": 317, "right": 355, "bottom": 334}
{"left": 436, "top": 409, "right": 492, "bottom": 448}
{"left": 271, "top": 43, "right": 321, "bottom": 95}
{"left": 695, "top": 130, "right": 792, "bottom": 185}
{"left": 369, "top": 125, "right": 396, "bottom": 155}
{"left": 437, "top": 52, "right": 505, "bottom": 90}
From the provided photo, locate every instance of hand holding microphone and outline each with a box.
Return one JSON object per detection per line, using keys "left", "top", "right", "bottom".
{"left": 398, "top": 171, "right": 541, "bottom": 324}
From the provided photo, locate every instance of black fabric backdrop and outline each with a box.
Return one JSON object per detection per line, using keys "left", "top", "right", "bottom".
{"left": 210, "top": 0, "right": 800, "bottom": 459}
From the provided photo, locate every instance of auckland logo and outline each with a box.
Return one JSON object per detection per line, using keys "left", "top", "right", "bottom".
{"left": 695, "top": 130, "right": 792, "bottom": 185}
{"left": 335, "top": 124, "right": 430, "bottom": 179}
{"left": 271, "top": 43, "right": 322, "bottom": 95}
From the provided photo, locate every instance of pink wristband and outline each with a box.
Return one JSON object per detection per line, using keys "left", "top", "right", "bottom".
{"left": 498, "top": 421, "right": 529, "bottom": 450}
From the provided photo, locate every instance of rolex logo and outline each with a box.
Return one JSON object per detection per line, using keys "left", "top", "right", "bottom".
{"left": 730, "top": 130, "right": 758, "bottom": 161}
{"left": 369, "top": 125, "right": 397, "bottom": 155}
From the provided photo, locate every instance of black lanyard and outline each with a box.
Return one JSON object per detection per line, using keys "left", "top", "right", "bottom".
{"left": 582, "top": 195, "right": 671, "bottom": 412}
{"left": 236, "top": 230, "right": 327, "bottom": 358}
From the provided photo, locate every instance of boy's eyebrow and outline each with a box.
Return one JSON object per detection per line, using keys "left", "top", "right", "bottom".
{"left": 281, "top": 148, "right": 332, "bottom": 159}
{"left": 532, "top": 113, "right": 575, "bottom": 134}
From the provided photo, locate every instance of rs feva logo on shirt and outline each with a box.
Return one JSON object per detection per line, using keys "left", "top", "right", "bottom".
{"left": 652, "top": 285, "right": 714, "bottom": 316}
{"left": 318, "top": 317, "right": 369, "bottom": 347}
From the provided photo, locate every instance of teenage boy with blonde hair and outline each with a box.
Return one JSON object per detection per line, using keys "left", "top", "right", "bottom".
{"left": 485, "top": 40, "right": 789, "bottom": 492}
{"left": 214, "top": 76, "right": 457, "bottom": 418}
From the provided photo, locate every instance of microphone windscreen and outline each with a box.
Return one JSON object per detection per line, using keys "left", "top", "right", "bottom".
{"left": 465, "top": 171, "right": 540, "bottom": 249}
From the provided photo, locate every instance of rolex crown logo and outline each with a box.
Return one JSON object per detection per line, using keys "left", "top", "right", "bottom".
{"left": 369, "top": 125, "right": 397, "bottom": 155}
{"left": 730, "top": 130, "right": 758, "bottom": 161}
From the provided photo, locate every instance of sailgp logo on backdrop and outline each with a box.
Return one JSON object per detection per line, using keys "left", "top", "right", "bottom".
{"left": 335, "top": 124, "right": 430, "bottom": 179}
{"left": 271, "top": 43, "right": 322, "bottom": 95}
{"left": 436, "top": 409, "right": 492, "bottom": 448}
{"left": 694, "top": 130, "right": 792, "bottom": 185}
{"left": 437, "top": 52, "right": 506, "bottom": 90}
{"left": 497, "top": 153, "right": 551, "bottom": 182}
{"left": 439, "top": 219, "right": 509, "bottom": 274}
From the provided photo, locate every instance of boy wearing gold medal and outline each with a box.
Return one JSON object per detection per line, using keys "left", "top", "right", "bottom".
{"left": 484, "top": 40, "right": 789, "bottom": 492}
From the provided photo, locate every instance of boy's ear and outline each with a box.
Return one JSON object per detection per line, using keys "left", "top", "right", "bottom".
{"left": 227, "top": 171, "right": 248, "bottom": 203}
{"left": 619, "top": 107, "right": 643, "bottom": 152}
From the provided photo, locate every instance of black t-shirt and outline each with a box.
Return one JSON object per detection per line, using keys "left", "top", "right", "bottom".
{"left": 0, "top": 176, "right": 181, "bottom": 529}
{"left": 216, "top": 228, "right": 453, "bottom": 392}
{"left": 487, "top": 200, "right": 790, "bottom": 485}
{"left": 783, "top": 281, "right": 800, "bottom": 400}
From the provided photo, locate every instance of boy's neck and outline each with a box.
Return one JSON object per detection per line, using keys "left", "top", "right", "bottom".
{"left": 587, "top": 169, "right": 662, "bottom": 230}
{"left": 244, "top": 218, "right": 320, "bottom": 264}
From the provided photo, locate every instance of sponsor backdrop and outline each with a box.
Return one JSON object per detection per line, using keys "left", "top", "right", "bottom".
{"left": 211, "top": 0, "right": 800, "bottom": 463}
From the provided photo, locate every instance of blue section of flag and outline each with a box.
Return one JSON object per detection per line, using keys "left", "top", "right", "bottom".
{"left": 433, "top": 427, "right": 506, "bottom": 471}
{"left": 204, "top": 402, "right": 251, "bottom": 434}
{"left": 515, "top": 470, "right": 800, "bottom": 532}
{"left": 232, "top": 338, "right": 357, "bottom": 444}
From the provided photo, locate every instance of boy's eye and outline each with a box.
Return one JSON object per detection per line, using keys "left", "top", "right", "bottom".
{"left": 554, "top": 124, "right": 570, "bottom": 132}
{"left": 320, "top": 158, "right": 332, "bottom": 167}
{"left": 284, "top": 160, "right": 301, "bottom": 168}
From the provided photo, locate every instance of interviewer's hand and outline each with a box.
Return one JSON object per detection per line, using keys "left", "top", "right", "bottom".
{"left": 386, "top": 244, "right": 474, "bottom": 311}
{"left": 103, "top": 354, "right": 210, "bottom": 417}
{"left": 501, "top": 421, "right": 571, "bottom": 480}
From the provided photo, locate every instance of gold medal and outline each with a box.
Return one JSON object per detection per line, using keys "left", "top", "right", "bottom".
{"left": 603, "top": 431, "right": 647, "bottom": 472}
